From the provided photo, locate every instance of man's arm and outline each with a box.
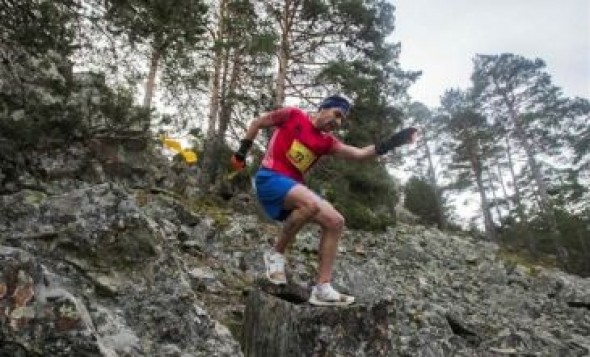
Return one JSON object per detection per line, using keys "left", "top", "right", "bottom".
{"left": 332, "top": 143, "right": 378, "bottom": 161}
{"left": 332, "top": 127, "right": 419, "bottom": 161}
{"left": 243, "top": 112, "right": 278, "bottom": 141}
{"left": 231, "top": 108, "right": 292, "bottom": 169}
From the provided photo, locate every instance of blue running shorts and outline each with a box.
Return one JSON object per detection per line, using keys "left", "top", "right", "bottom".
{"left": 254, "top": 168, "right": 298, "bottom": 221}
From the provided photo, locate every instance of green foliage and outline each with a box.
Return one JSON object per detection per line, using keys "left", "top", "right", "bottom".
{"left": 305, "top": 1, "right": 418, "bottom": 231}
{"left": 553, "top": 209, "right": 590, "bottom": 276}
{"left": 0, "top": 60, "right": 148, "bottom": 147}
{"left": 96, "top": 87, "right": 151, "bottom": 131}
{"left": 0, "top": 1, "right": 152, "bottom": 148}
{"left": 248, "top": 32, "right": 278, "bottom": 55}
{"left": 0, "top": 43, "right": 77, "bottom": 146}
{"left": 1, "top": 0, "right": 77, "bottom": 56}
{"left": 497, "top": 249, "right": 557, "bottom": 275}
{"left": 404, "top": 176, "right": 443, "bottom": 227}
{"left": 104, "top": 0, "right": 208, "bottom": 52}
{"left": 310, "top": 159, "right": 397, "bottom": 231}
{"left": 437, "top": 88, "right": 500, "bottom": 240}
{"left": 1, "top": 1, "right": 77, "bottom": 145}
{"left": 335, "top": 196, "right": 394, "bottom": 231}
{"left": 301, "top": 0, "right": 330, "bottom": 21}
{"left": 333, "top": 0, "right": 395, "bottom": 58}
{"left": 471, "top": 53, "right": 588, "bottom": 209}
{"left": 498, "top": 209, "right": 590, "bottom": 277}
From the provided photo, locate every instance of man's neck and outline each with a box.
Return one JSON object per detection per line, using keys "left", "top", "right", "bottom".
{"left": 309, "top": 112, "right": 320, "bottom": 128}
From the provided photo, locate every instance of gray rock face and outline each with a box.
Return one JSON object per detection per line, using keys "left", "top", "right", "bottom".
{"left": 0, "top": 247, "right": 102, "bottom": 356}
{"left": 242, "top": 288, "right": 392, "bottom": 357}
{"left": 0, "top": 142, "right": 589, "bottom": 356}
{"left": 0, "top": 184, "right": 242, "bottom": 356}
{"left": 197, "top": 212, "right": 590, "bottom": 356}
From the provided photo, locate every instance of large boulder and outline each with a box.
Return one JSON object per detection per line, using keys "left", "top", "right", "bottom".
{"left": 0, "top": 247, "right": 101, "bottom": 356}
{"left": 242, "top": 284, "right": 392, "bottom": 357}
{"left": 0, "top": 183, "right": 242, "bottom": 356}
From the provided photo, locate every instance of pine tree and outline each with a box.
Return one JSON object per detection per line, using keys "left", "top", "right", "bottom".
{"left": 303, "top": 1, "right": 418, "bottom": 230}
{"left": 199, "top": 0, "right": 276, "bottom": 185}
{"left": 406, "top": 102, "right": 447, "bottom": 229}
{"left": 1, "top": 0, "right": 78, "bottom": 143}
{"left": 439, "top": 89, "right": 497, "bottom": 240}
{"left": 472, "top": 53, "right": 590, "bottom": 256}
{"left": 104, "top": 0, "right": 208, "bottom": 115}
{"left": 404, "top": 176, "right": 445, "bottom": 227}
{"left": 472, "top": 54, "right": 559, "bottom": 232}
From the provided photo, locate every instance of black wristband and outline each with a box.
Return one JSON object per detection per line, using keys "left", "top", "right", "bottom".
{"left": 374, "top": 127, "right": 417, "bottom": 155}
{"left": 237, "top": 139, "right": 253, "bottom": 157}
{"left": 374, "top": 141, "right": 391, "bottom": 155}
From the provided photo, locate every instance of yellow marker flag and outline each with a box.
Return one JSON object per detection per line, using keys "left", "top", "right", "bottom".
{"left": 181, "top": 149, "right": 198, "bottom": 164}
{"left": 162, "top": 137, "right": 183, "bottom": 153}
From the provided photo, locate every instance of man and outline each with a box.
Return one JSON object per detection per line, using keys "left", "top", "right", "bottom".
{"left": 231, "top": 95, "right": 417, "bottom": 306}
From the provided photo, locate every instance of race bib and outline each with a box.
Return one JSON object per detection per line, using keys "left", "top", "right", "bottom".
{"left": 287, "top": 139, "right": 316, "bottom": 173}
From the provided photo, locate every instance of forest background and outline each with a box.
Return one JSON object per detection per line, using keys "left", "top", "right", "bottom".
{"left": 1, "top": 0, "right": 589, "bottom": 275}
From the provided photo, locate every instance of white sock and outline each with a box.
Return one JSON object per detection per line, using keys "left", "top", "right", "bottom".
{"left": 317, "top": 282, "right": 331, "bottom": 293}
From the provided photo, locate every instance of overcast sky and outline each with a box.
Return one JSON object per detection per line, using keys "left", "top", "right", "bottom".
{"left": 391, "top": 0, "right": 590, "bottom": 107}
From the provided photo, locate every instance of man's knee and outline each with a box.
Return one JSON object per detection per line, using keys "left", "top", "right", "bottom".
{"left": 323, "top": 211, "right": 345, "bottom": 232}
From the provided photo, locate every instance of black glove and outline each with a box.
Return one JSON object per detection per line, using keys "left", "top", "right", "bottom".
{"left": 374, "top": 127, "right": 418, "bottom": 155}
{"left": 231, "top": 139, "right": 253, "bottom": 170}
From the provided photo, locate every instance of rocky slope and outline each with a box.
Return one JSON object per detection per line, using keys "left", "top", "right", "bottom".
{"left": 0, "top": 139, "right": 589, "bottom": 356}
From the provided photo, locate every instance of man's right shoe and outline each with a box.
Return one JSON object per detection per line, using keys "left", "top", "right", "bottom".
{"left": 309, "top": 284, "right": 355, "bottom": 306}
{"left": 263, "top": 250, "right": 287, "bottom": 285}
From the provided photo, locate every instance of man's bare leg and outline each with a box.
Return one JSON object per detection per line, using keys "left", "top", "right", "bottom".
{"left": 312, "top": 200, "right": 345, "bottom": 283}
{"left": 273, "top": 184, "right": 320, "bottom": 254}
{"left": 307, "top": 200, "right": 354, "bottom": 306}
{"left": 270, "top": 184, "right": 345, "bottom": 285}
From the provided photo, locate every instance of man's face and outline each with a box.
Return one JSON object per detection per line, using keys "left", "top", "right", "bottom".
{"left": 317, "top": 107, "right": 346, "bottom": 132}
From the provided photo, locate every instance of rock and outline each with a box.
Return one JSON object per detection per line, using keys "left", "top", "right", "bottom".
{"left": 241, "top": 283, "right": 392, "bottom": 357}
{"left": 0, "top": 247, "right": 102, "bottom": 356}
{"left": 1, "top": 140, "right": 590, "bottom": 356}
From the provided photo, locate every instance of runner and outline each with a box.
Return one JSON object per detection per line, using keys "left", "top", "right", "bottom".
{"left": 231, "top": 95, "right": 418, "bottom": 306}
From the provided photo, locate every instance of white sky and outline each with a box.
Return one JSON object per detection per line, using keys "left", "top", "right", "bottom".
{"left": 391, "top": 0, "right": 590, "bottom": 107}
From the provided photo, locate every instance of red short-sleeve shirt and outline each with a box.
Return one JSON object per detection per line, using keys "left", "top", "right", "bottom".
{"left": 261, "top": 107, "right": 341, "bottom": 182}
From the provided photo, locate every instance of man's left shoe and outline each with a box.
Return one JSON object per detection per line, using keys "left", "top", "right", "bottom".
{"left": 263, "top": 250, "right": 287, "bottom": 285}
{"left": 309, "top": 284, "right": 355, "bottom": 306}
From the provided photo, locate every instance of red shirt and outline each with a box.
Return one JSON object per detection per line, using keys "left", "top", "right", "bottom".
{"left": 261, "top": 107, "right": 341, "bottom": 182}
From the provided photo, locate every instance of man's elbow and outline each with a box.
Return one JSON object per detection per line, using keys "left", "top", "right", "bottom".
{"left": 360, "top": 147, "right": 377, "bottom": 161}
{"left": 248, "top": 117, "right": 265, "bottom": 132}
{"left": 252, "top": 115, "right": 273, "bottom": 129}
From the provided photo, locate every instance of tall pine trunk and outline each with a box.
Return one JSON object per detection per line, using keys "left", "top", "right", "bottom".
{"left": 505, "top": 135, "right": 537, "bottom": 254}
{"left": 140, "top": 46, "right": 161, "bottom": 131}
{"left": 503, "top": 97, "right": 558, "bottom": 235}
{"left": 143, "top": 48, "right": 161, "bottom": 129}
{"left": 513, "top": 123, "right": 554, "bottom": 220}
{"left": 512, "top": 117, "right": 565, "bottom": 260}
{"left": 424, "top": 135, "right": 447, "bottom": 230}
{"left": 485, "top": 167, "right": 503, "bottom": 227}
{"left": 211, "top": 53, "right": 242, "bottom": 184}
{"left": 505, "top": 136, "right": 527, "bottom": 222}
{"left": 274, "top": 0, "right": 293, "bottom": 108}
{"left": 200, "top": 0, "right": 227, "bottom": 187}
{"left": 472, "top": 156, "right": 496, "bottom": 241}
{"left": 496, "top": 162, "right": 511, "bottom": 214}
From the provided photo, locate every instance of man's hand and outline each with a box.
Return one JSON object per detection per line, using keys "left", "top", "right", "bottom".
{"left": 231, "top": 153, "right": 246, "bottom": 171}
{"left": 230, "top": 139, "right": 253, "bottom": 171}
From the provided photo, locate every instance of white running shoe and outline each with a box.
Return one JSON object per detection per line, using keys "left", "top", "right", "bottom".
{"left": 309, "top": 284, "right": 355, "bottom": 306}
{"left": 263, "top": 250, "right": 287, "bottom": 285}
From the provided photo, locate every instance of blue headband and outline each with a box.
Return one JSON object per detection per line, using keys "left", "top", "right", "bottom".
{"left": 319, "top": 95, "right": 351, "bottom": 116}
